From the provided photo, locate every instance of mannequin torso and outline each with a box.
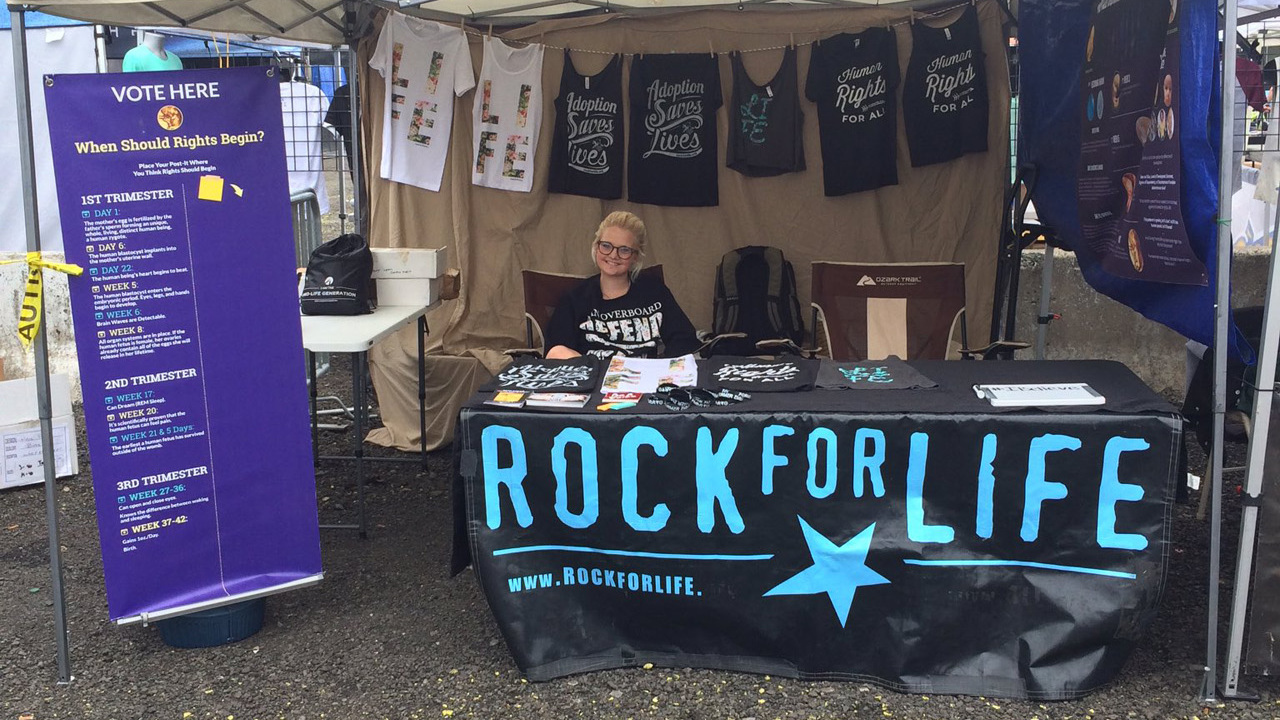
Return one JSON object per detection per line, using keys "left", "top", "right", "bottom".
{"left": 122, "top": 32, "right": 184, "bottom": 72}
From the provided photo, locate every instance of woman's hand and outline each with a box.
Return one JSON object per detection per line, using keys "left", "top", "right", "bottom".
{"left": 545, "top": 345, "right": 582, "bottom": 359}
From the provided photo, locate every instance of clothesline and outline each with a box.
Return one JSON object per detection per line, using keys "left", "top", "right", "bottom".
{"left": 448, "top": 0, "right": 977, "bottom": 57}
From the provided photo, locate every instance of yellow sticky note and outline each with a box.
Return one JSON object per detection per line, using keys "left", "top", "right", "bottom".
{"left": 197, "top": 175, "right": 224, "bottom": 202}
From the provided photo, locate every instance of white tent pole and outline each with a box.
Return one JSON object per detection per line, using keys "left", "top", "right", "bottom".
{"left": 1035, "top": 243, "right": 1054, "bottom": 359}
{"left": 1222, "top": 179, "right": 1280, "bottom": 699}
{"left": 9, "top": 3, "right": 73, "bottom": 684}
{"left": 1203, "top": 0, "right": 1239, "bottom": 702}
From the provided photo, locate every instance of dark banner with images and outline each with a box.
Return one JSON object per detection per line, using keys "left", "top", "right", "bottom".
{"left": 457, "top": 409, "right": 1179, "bottom": 699}
{"left": 45, "top": 66, "right": 323, "bottom": 621}
{"left": 1076, "top": 0, "right": 1207, "bottom": 284}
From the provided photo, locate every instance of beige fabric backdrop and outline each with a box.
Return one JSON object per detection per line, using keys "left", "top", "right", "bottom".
{"left": 362, "top": 1, "right": 1012, "bottom": 451}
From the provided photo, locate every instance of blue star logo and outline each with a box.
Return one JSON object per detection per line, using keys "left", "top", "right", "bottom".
{"left": 763, "top": 517, "right": 890, "bottom": 627}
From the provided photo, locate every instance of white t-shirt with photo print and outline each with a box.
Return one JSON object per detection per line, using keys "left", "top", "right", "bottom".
{"left": 471, "top": 37, "right": 544, "bottom": 192}
{"left": 370, "top": 14, "right": 475, "bottom": 192}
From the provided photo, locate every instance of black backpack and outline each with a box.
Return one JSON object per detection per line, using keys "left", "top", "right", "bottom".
{"left": 300, "top": 233, "right": 376, "bottom": 315}
{"left": 711, "top": 246, "right": 805, "bottom": 356}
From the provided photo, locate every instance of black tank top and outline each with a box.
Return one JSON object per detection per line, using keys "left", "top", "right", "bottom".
{"left": 548, "top": 51, "right": 624, "bottom": 199}
{"left": 903, "top": 5, "right": 989, "bottom": 168}
{"left": 727, "top": 48, "right": 805, "bottom": 177}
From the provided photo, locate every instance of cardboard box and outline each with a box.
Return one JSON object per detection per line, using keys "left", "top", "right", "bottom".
{"left": 376, "top": 277, "right": 440, "bottom": 307}
{"left": 0, "top": 374, "right": 78, "bottom": 489}
{"left": 371, "top": 247, "right": 448, "bottom": 280}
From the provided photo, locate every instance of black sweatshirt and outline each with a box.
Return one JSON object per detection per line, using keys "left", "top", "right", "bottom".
{"left": 545, "top": 273, "right": 699, "bottom": 359}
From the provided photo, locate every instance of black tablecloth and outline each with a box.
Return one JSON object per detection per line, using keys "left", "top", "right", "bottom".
{"left": 452, "top": 360, "right": 1181, "bottom": 699}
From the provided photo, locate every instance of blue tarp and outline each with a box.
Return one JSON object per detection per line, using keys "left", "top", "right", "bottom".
{"left": 1019, "top": 0, "right": 1251, "bottom": 360}
{"left": 0, "top": 7, "right": 89, "bottom": 28}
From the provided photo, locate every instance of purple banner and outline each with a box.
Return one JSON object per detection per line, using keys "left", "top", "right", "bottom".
{"left": 1076, "top": 0, "right": 1207, "bottom": 285}
{"left": 44, "top": 66, "right": 322, "bottom": 621}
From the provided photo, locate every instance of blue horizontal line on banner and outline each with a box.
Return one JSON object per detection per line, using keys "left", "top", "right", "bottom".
{"left": 902, "top": 559, "right": 1135, "bottom": 580}
{"left": 493, "top": 545, "right": 774, "bottom": 561}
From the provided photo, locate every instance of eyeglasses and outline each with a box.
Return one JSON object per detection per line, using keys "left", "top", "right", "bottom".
{"left": 596, "top": 241, "right": 638, "bottom": 259}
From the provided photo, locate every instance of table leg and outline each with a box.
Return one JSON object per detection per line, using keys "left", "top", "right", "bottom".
{"left": 418, "top": 316, "right": 428, "bottom": 471}
{"left": 308, "top": 349, "right": 318, "bottom": 467}
{"left": 354, "top": 350, "right": 367, "bottom": 540}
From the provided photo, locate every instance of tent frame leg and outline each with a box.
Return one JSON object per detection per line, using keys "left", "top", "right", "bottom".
{"left": 1204, "top": 0, "right": 1240, "bottom": 703}
{"left": 1220, "top": 167, "right": 1280, "bottom": 703}
{"left": 11, "top": 4, "right": 73, "bottom": 684}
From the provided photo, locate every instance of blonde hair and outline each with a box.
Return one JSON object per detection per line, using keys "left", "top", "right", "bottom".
{"left": 592, "top": 211, "right": 646, "bottom": 279}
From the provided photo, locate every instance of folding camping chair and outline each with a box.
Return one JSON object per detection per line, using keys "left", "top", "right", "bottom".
{"left": 810, "top": 261, "right": 1025, "bottom": 361}
{"left": 515, "top": 266, "right": 664, "bottom": 356}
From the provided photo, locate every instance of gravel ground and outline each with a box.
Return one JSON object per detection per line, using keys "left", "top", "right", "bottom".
{"left": 6, "top": 355, "right": 1280, "bottom": 720}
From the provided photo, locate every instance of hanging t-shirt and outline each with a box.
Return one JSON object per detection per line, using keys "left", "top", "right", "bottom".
{"left": 700, "top": 357, "right": 818, "bottom": 393}
{"left": 280, "top": 80, "right": 331, "bottom": 214}
{"left": 903, "top": 5, "right": 989, "bottom": 168}
{"left": 544, "top": 274, "right": 700, "bottom": 359}
{"left": 805, "top": 28, "right": 900, "bottom": 196}
{"left": 369, "top": 15, "right": 474, "bottom": 192}
{"left": 628, "top": 54, "right": 722, "bottom": 207}
{"left": 548, "top": 52, "right": 625, "bottom": 199}
{"left": 486, "top": 357, "right": 601, "bottom": 393}
{"left": 815, "top": 357, "right": 937, "bottom": 390}
{"left": 727, "top": 48, "right": 805, "bottom": 177}
{"left": 472, "top": 37, "right": 545, "bottom": 192}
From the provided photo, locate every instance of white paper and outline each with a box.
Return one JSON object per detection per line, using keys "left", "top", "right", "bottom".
{"left": 600, "top": 354, "right": 698, "bottom": 394}
{"left": 2, "top": 422, "right": 71, "bottom": 489}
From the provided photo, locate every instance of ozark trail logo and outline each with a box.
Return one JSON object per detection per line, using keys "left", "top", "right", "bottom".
{"left": 857, "top": 275, "right": 876, "bottom": 286}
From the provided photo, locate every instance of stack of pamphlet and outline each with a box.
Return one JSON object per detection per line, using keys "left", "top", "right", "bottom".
{"left": 972, "top": 383, "right": 1105, "bottom": 407}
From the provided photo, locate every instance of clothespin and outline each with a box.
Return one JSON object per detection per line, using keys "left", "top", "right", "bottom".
{"left": 460, "top": 17, "right": 466, "bottom": 33}
{"left": 708, "top": 39, "right": 715, "bottom": 58}
{"left": 815, "top": 30, "right": 821, "bottom": 46}
{"left": 487, "top": 24, "right": 493, "bottom": 40}
{"left": 910, "top": 9, "right": 916, "bottom": 24}
{"left": 789, "top": 32, "right": 795, "bottom": 49}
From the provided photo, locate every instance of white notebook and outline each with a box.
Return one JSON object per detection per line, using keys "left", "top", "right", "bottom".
{"left": 973, "top": 383, "right": 1106, "bottom": 407}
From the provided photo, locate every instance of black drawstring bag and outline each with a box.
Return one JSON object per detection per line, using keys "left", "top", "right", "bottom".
{"left": 300, "top": 233, "right": 375, "bottom": 315}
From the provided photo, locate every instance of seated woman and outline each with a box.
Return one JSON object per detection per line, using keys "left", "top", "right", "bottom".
{"left": 544, "top": 211, "right": 699, "bottom": 360}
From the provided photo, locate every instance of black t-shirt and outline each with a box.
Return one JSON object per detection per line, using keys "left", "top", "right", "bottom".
{"left": 727, "top": 48, "right": 805, "bottom": 177}
{"left": 486, "top": 356, "right": 601, "bottom": 392}
{"left": 628, "top": 54, "right": 722, "bottom": 207}
{"left": 903, "top": 5, "right": 989, "bottom": 168}
{"left": 324, "top": 83, "right": 354, "bottom": 169}
{"left": 815, "top": 357, "right": 937, "bottom": 390}
{"left": 805, "top": 28, "right": 900, "bottom": 196}
{"left": 700, "top": 357, "right": 818, "bottom": 392}
{"left": 544, "top": 273, "right": 700, "bottom": 359}
{"left": 548, "top": 52, "right": 625, "bottom": 199}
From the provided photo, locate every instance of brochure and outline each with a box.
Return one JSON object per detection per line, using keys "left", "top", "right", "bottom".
{"left": 600, "top": 354, "right": 698, "bottom": 394}
{"left": 485, "top": 390, "right": 528, "bottom": 408}
{"left": 973, "top": 383, "right": 1106, "bottom": 407}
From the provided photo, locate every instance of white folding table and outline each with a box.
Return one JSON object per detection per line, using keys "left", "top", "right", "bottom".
{"left": 300, "top": 303, "right": 432, "bottom": 537}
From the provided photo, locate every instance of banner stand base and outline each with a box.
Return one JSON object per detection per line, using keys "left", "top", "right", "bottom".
{"left": 156, "top": 598, "right": 265, "bottom": 649}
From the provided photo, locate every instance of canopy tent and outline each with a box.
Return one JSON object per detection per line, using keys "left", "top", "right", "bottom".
{"left": 4, "top": 0, "right": 1244, "bottom": 702}
{"left": 20, "top": 0, "right": 955, "bottom": 45}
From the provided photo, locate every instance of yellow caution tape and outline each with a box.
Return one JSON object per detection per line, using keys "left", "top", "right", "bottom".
{"left": 0, "top": 252, "right": 84, "bottom": 350}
